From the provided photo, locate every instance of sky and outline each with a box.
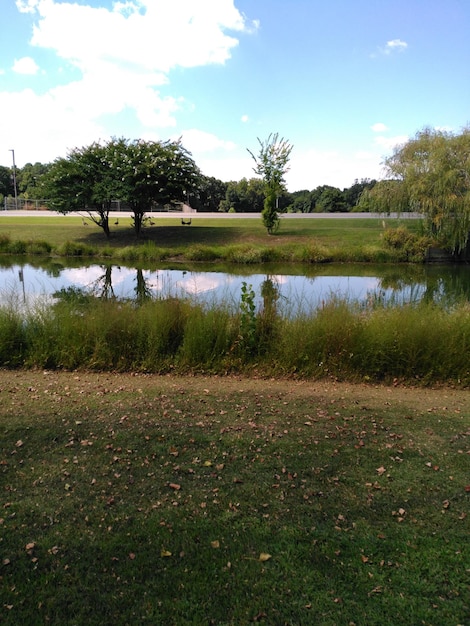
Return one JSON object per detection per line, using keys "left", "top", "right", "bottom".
{"left": 1, "top": 0, "right": 469, "bottom": 192}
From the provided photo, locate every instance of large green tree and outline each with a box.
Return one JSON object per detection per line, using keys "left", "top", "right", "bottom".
{"left": 17, "top": 162, "right": 51, "bottom": 199}
{"left": 0, "top": 165, "right": 13, "bottom": 205}
{"left": 40, "top": 138, "right": 201, "bottom": 237}
{"left": 193, "top": 175, "right": 227, "bottom": 212}
{"left": 40, "top": 142, "right": 117, "bottom": 237}
{"left": 108, "top": 138, "right": 201, "bottom": 236}
{"left": 219, "top": 177, "right": 265, "bottom": 213}
{"left": 248, "top": 133, "right": 293, "bottom": 234}
{"left": 381, "top": 127, "right": 470, "bottom": 253}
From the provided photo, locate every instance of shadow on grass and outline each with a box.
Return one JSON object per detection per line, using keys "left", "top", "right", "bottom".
{"left": 79, "top": 225, "right": 249, "bottom": 248}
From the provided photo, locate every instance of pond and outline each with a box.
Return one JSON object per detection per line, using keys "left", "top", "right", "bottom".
{"left": 1, "top": 258, "right": 470, "bottom": 314}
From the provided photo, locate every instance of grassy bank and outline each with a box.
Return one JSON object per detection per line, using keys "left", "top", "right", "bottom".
{"left": 1, "top": 294, "right": 469, "bottom": 385}
{"left": 0, "top": 371, "right": 468, "bottom": 625}
{"left": 0, "top": 216, "right": 430, "bottom": 263}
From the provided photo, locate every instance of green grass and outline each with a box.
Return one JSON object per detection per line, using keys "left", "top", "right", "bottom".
{"left": 0, "top": 371, "right": 468, "bottom": 625}
{"left": 0, "top": 215, "right": 428, "bottom": 263}
{"left": 1, "top": 295, "right": 469, "bottom": 385}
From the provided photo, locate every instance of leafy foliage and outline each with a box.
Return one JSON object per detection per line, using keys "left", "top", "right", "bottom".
{"left": 383, "top": 127, "right": 470, "bottom": 254}
{"left": 107, "top": 137, "right": 201, "bottom": 236}
{"left": 39, "top": 142, "right": 118, "bottom": 237}
{"left": 39, "top": 138, "right": 201, "bottom": 237}
{"left": 286, "top": 179, "right": 377, "bottom": 214}
{"left": 381, "top": 227, "right": 433, "bottom": 262}
{"left": 248, "top": 133, "right": 293, "bottom": 233}
{"left": 238, "top": 281, "right": 257, "bottom": 355}
{"left": 219, "top": 177, "right": 265, "bottom": 213}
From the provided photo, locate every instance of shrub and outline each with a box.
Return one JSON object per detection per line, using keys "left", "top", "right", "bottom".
{"left": 0, "top": 234, "right": 11, "bottom": 250}
{"left": 382, "top": 227, "right": 433, "bottom": 262}
{"left": 59, "top": 241, "right": 96, "bottom": 257}
{"left": 26, "top": 240, "right": 53, "bottom": 255}
{"left": 185, "top": 246, "right": 221, "bottom": 262}
{"left": 8, "top": 240, "right": 27, "bottom": 254}
{"left": 293, "top": 243, "right": 333, "bottom": 263}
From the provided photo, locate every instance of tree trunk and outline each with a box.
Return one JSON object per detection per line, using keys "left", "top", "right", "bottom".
{"left": 102, "top": 217, "right": 110, "bottom": 239}
{"left": 133, "top": 211, "right": 144, "bottom": 237}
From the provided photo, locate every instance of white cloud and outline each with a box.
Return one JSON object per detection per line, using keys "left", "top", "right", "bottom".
{"left": 285, "top": 148, "right": 387, "bottom": 191}
{"left": 434, "top": 125, "right": 453, "bottom": 133}
{"left": 374, "top": 134, "right": 409, "bottom": 150}
{"left": 197, "top": 143, "right": 390, "bottom": 191}
{"left": 241, "top": 114, "right": 249, "bottom": 123}
{"left": 12, "top": 56, "right": 40, "bottom": 75}
{"left": 198, "top": 153, "right": 254, "bottom": 183}
{"left": 371, "top": 122, "right": 388, "bottom": 133}
{"left": 179, "top": 129, "right": 236, "bottom": 154}
{"left": 4, "top": 0, "right": 256, "bottom": 165}
{"left": 28, "top": 0, "right": 252, "bottom": 74}
{"left": 16, "top": 0, "right": 40, "bottom": 13}
{"left": 372, "top": 38, "right": 408, "bottom": 58}
{"left": 385, "top": 39, "right": 408, "bottom": 53}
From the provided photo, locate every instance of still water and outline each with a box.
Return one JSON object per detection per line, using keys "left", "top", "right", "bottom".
{"left": 1, "top": 258, "right": 470, "bottom": 313}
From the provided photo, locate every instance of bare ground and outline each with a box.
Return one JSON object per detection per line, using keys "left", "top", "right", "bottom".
{"left": 1, "top": 369, "right": 468, "bottom": 417}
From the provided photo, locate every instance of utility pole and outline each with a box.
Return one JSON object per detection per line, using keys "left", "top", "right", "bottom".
{"left": 9, "top": 149, "right": 18, "bottom": 210}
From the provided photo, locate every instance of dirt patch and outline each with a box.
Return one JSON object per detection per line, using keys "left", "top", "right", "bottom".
{"left": 1, "top": 369, "right": 468, "bottom": 417}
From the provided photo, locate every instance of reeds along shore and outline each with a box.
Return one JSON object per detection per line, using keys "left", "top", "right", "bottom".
{"left": 1, "top": 294, "right": 469, "bottom": 385}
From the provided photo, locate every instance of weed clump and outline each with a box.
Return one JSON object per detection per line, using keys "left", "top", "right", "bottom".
{"left": 0, "top": 286, "right": 468, "bottom": 384}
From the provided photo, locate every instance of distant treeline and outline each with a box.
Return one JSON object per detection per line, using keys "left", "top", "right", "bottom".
{"left": 0, "top": 160, "right": 376, "bottom": 213}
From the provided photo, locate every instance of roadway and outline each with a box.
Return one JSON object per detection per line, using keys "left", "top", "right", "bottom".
{"left": 0, "top": 210, "right": 421, "bottom": 219}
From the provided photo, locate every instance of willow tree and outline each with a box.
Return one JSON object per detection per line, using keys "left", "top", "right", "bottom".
{"left": 248, "top": 133, "right": 293, "bottom": 234}
{"left": 383, "top": 127, "right": 470, "bottom": 254}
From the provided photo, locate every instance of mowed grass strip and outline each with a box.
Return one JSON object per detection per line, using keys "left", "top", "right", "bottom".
{"left": 0, "top": 371, "right": 468, "bottom": 625}
{"left": 0, "top": 215, "right": 421, "bottom": 251}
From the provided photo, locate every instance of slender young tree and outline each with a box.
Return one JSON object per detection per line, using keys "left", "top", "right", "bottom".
{"left": 248, "top": 133, "right": 293, "bottom": 234}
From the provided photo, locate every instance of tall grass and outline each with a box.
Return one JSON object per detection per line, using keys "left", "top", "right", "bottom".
{"left": 0, "top": 220, "right": 432, "bottom": 263}
{"left": 1, "top": 292, "right": 469, "bottom": 384}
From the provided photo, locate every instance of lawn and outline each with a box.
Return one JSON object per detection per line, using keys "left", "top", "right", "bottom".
{"left": 0, "top": 214, "right": 421, "bottom": 251}
{"left": 1, "top": 370, "right": 468, "bottom": 625}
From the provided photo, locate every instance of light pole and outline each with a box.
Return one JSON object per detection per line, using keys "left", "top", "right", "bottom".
{"left": 9, "top": 149, "right": 18, "bottom": 210}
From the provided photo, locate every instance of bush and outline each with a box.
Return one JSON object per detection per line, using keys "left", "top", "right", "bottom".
{"left": 382, "top": 227, "right": 433, "bottom": 262}
{"left": 185, "top": 246, "right": 221, "bottom": 262}
{"left": 8, "top": 240, "right": 27, "bottom": 254}
{"left": 26, "top": 240, "right": 53, "bottom": 255}
{"left": 58, "top": 241, "right": 96, "bottom": 257}
{"left": 0, "top": 234, "right": 11, "bottom": 251}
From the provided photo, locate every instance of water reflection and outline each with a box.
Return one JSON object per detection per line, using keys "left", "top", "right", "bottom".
{"left": 1, "top": 258, "right": 470, "bottom": 313}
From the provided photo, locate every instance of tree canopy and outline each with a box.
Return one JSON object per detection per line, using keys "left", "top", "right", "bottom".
{"left": 0, "top": 165, "right": 13, "bottom": 201}
{"left": 40, "top": 137, "right": 201, "bottom": 237}
{"left": 374, "top": 127, "right": 470, "bottom": 254}
{"left": 248, "top": 133, "right": 293, "bottom": 233}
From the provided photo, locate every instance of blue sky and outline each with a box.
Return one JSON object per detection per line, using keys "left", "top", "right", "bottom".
{"left": 1, "top": 0, "right": 469, "bottom": 191}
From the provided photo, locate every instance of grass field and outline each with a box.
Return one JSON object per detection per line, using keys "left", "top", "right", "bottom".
{"left": 0, "top": 214, "right": 427, "bottom": 263}
{"left": 0, "top": 370, "right": 469, "bottom": 625}
{"left": 0, "top": 214, "right": 467, "bottom": 625}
